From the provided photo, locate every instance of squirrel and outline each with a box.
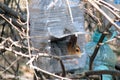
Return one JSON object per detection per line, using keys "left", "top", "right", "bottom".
{"left": 67, "top": 35, "right": 81, "bottom": 55}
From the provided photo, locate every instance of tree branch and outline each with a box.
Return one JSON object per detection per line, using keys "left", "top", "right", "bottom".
{"left": 0, "top": 2, "right": 26, "bottom": 22}
{"left": 88, "top": 0, "right": 120, "bottom": 32}
{"left": 89, "top": 22, "right": 112, "bottom": 70}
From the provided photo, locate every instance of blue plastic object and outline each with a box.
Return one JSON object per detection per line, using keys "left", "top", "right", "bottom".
{"left": 84, "top": 30, "right": 117, "bottom": 80}
{"left": 110, "top": 21, "right": 120, "bottom": 39}
{"left": 114, "top": 0, "right": 120, "bottom": 4}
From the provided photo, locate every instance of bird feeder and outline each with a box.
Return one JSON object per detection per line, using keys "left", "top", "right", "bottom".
{"left": 29, "top": 0, "right": 86, "bottom": 73}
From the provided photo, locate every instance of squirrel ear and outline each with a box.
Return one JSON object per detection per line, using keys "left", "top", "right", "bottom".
{"left": 68, "top": 35, "right": 77, "bottom": 47}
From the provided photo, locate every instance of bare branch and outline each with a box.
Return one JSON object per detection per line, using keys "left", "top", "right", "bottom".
{"left": 88, "top": 0, "right": 120, "bottom": 32}
{"left": 26, "top": 0, "right": 32, "bottom": 59}
{"left": 0, "top": 57, "right": 22, "bottom": 75}
{"left": 84, "top": 8, "right": 102, "bottom": 26}
{"left": 0, "top": 14, "right": 26, "bottom": 36}
{"left": 31, "top": 65, "right": 71, "bottom": 80}
{"left": 0, "top": 2, "right": 26, "bottom": 22}
{"left": 0, "top": 14, "right": 26, "bottom": 29}
{"left": 95, "top": 0, "right": 120, "bottom": 19}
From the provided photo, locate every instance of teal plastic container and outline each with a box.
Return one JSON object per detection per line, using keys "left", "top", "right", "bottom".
{"left": 84, "top": 30, "right": 117, "bottom": 80}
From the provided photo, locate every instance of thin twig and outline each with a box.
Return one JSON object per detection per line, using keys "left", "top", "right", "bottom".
{"left": 0, "top": 14, "right": 26, "bottom": 36}
{"left": 1, "top": 54, "right": 16, "bottom": 73}
{"left": 71, "top": 70, "right": 120, "bottom": 79}
{"left": 0, "top": 65, "right": 13, "bottom": 74}
{"left": 88, "top": 0, "right": 120, "bottom": 32}
{"left": 26, "top": 0, "right": 32, "bottom": 61}
{"left": 95, "top": 0, "right": 120, "bottom": 19}
{"left": 84, "top": 8, "right": 102, "bottom": 26}
{"left": 99, "top": 38, "right": 116, "bottom": 45}
{"left": 0, "top": 14, "right": 26, "bottom": 29}
{"left": 98, "top": 0, "right": 120, "bottom": 12}
{"left": 0, "top": 57, "right": 22, "bottom": 75}
{"left": 0, "top": 2, "right": 26, "bottom": 22}
{"left": 31, "top": 65, "right": 71, "bottom": 80}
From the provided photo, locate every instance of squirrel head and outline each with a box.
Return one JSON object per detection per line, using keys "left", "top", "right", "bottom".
{"left": 67, "top": 35, "right": 81, "bottom": 55}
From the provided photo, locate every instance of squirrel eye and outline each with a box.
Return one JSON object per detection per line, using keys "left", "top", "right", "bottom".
{"left": 76, "top": 48, "right": 80, "bottom": 52}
